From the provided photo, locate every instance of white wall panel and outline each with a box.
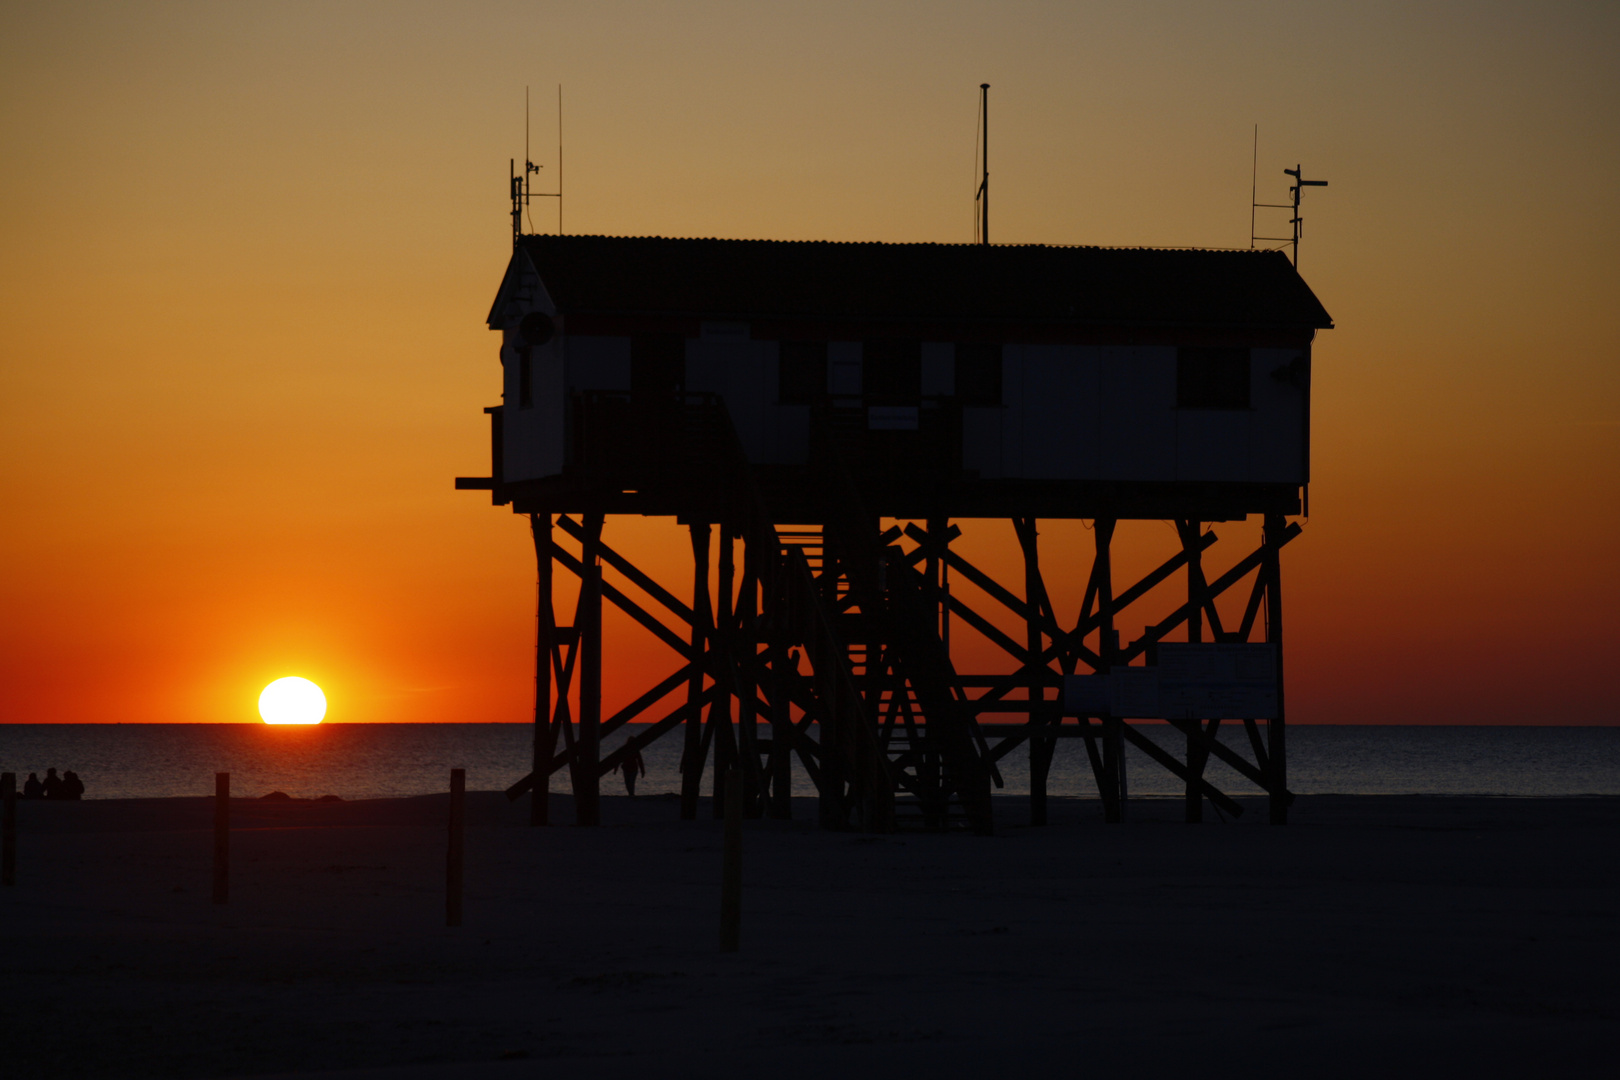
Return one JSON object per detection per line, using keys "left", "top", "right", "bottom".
{"left": 1098, "top": 347, "right": 1177, "bottom": 481}
{"left": 501, "top": 336, "right": 565, "bottom": 482}
{"left": 1013, "top": 345, "right": 1100, "bottom": 479}
{"left": 1249, "top": 347, "right": 1307, "bottom": 483}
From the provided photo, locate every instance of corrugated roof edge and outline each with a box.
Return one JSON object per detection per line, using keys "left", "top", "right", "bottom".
{"left": 520, "top": 234, "right": 1273, "bottom": 254}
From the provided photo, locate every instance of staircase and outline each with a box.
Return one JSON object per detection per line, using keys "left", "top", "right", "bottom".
{"left": 680, "top": 395, "right": 995, "bottom": 834}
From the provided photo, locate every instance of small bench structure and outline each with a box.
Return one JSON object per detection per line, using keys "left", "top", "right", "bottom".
{"left": 458, "top": 233, "right": 1333, "bottom": 830}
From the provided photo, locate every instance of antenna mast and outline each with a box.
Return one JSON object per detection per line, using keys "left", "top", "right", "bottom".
{"left": 1250, "top": 135, "right": 1329, "bottom": 267}
{"left": 510, "top": 85, "right": 563, "bottom": 247}
{"left": 975, "top": 83, "right": 990, "bottom": 245}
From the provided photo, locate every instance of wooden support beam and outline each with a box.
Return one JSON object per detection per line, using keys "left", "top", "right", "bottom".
{"left": 1179, "top": 519, "right": 1206, "bottom": 824}
{"left": 942, "top": 590, "right": 1031, "bottom": 665}
{"left": 737, "top": 532, "right": 762, "bottom": 818}
{"left": 576, "top": 512, "right": 604, "bottom": 827}
{"left": 1015, "top": 517, "right": 1052, "bottom": 827}
{"left": 551, "top": 543, "right": 693, "bottom": 659}
{"left": 1116, "top": 723, "right": 1245, "bottom": 819}
{"left": 1264, "top": 511, "right": 1289, "bottom": 826}
{"left": 1120, "top": 522, "right": 1300, "bottom": 664}
{"left": 681, "top": 523, "right": 712, "bottom": 820}
{"left": 1160, "top": 716, "right": 1274, "bottom": 793}
{"left": 530, "top": 513, "right": 554, "bottom": 826}
{"left": 711, "top": 522, "right": 738, "bottom": 820}
{"left": 556, "top": 515, "right": 695, "bottom": 624}
{"left": 1095, "top": 519, "right": 1122, "bottom": 824}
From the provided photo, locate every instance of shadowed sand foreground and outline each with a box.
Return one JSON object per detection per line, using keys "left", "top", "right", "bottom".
{"left": 3, "top": 793, "right": 1616, "bottom": 1079}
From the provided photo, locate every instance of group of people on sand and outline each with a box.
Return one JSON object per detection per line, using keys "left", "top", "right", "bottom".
{"left": 20, "top": 768, "right": 85, "bottom": 800}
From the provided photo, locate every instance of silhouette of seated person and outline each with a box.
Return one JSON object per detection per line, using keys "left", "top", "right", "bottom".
{"left": 22, "top": 772, "right": 44, "bottom": 799}
{"left": 62, "top": 771, "right": 85, "bottom": 800}
{"left": 40, "top": 767, "right": 62, "bottom": 800}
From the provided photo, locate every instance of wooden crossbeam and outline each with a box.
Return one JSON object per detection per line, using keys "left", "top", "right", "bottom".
{"left": 1116, "top": 723, "right": 1245, "bottom": 818}
{"left": 942, "top": 590, "right": 1030, "bottom": 664}
{"left": 557, "top": 515, "right": 695, "bottom": 625}
{"left": 1160, "top": 716, "right": 1275, "bottom": 793}
{"left": 505, "top": 682, "right": 726, "bottom": 799}
{"left": 551, "top": 543, "right": 694, "bottom": 659}
{"left": 1120, "top": 523, "right": 1299, "bottom": 664}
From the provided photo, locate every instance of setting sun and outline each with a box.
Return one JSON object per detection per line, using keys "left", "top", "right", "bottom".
{"left": 258, "top": 677, "right": 327, "bottom": 725}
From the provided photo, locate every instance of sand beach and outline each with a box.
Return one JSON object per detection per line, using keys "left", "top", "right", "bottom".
{"left": 3, "top": 791, "right": 1616, "bottom": 1079}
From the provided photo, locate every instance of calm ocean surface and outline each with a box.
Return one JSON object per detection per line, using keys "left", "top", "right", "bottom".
{"left": 2, "top": 724, "right": 1617, "bottom": 801}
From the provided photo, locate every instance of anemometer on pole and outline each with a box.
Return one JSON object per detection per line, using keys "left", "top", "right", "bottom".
{"left": 511, "top": 85, "right": 563, "bottom": 245}
{"left": 1250, "top": 127, "right": 1328, "bottom": 267}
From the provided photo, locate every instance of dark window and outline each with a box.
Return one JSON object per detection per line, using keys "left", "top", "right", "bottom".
{"left": 631, "top": 333, "right": 685, "bottom": 401}
{"left": 777, "top": 340, "right": 826, "bottom": 404}
{"left": 956, "top": 342, "right": 1002, "bottom": 405}
{"left": 863, "top": 339, "right": 921, "bottom": 403}
{"left": 1177, "top": 347, "right": 1251, "bottom": 409}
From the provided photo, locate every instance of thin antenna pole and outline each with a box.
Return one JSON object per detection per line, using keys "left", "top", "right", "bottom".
{"left": 525, "top": 87, "right": 535, "bottom": 235}
{"left": 557, "top": 85, "right": 563, "bottom": 236}
{"left": 971, "top": 93, "right": 982, "bottom": 242}
{"left": 1250, "top": 125, "right": 1258, "bottom": 249}
{"left": 972, "top": 83, "right": 984, "bottom": 247}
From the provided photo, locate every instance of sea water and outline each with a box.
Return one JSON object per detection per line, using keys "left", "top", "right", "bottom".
{"left": 2, "top": 723, "right": 1617, "bottom": 801}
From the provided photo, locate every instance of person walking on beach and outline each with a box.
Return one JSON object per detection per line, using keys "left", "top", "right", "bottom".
{"left": 23, "top": 772, "right": 43, "bottom": 799}
{"left": 41, "top": 768, "right": 62, "bottom": 800}
{"left": 615, "top": 744, "right": 646, "bottom": 797}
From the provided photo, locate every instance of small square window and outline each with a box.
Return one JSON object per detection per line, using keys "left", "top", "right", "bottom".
{"left": 778, "top": 341, "right": 826, "bottom": 404}
{"left": 956, "top": 342, "right": 1002, "bottom": 405}
{"left": 1177, "top": 347, "right": 1250, "bottom": 409}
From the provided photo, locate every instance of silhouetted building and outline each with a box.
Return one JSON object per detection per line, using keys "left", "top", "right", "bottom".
{"left": 461, "top": 234, "right": 1333, "bottom": 832}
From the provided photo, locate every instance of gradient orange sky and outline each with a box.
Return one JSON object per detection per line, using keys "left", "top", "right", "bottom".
{"left": 2, "top": 1, "right": 1616, "bottom": 725}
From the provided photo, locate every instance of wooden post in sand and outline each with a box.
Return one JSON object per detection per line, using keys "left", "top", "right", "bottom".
{"left": 2, "top": 772, "right": 16, "bottom": 887}
{"left": 212, "top": 772, "right": 229, "bottom": 904}
{"left": 447, "top": 768, "right": 465, "bottom": 927}
{"left": 720, "top": 767, "right": 742, "bottom": 952}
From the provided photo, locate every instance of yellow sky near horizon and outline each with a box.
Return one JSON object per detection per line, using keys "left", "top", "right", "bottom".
{"left": 2, "top": 0, "right": 1617, "bottom": 725}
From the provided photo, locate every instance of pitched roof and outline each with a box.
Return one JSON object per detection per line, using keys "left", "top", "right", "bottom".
{"left": 511, "top": 234, "right": 1333, "bottom": 330}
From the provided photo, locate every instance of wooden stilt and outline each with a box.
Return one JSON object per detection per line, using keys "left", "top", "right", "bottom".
{"left": 1, "top": 772, "right": 15, "bottom": 887}
{"left": 681, "top": 523, "right": 712, "bottom": 820}
{"left": 1264, "top": 511, "right": 1289, "bottom": 826}
{"left": 711, "top": 523, "right": 738, "bottom": 820}
{"left": 212, "top": 772, "right": 229, "bottom": 905}
{"left": 1182, "top": 519, "right": 1206, "bottom": 824}
{"left": 1094, "top": 519, "right": 1122, "bottom": 824}
{"left": 576, "top": 511, "right": 604, "bottom": 827}
{"left": 530, "top": 513, "right": 554, "bottom": 826}
{"left": 738, "top": 530, "right": 762, "bottom": 818}
{"left": 446, "top": 768, "right": 465, "bottom": 926}
{"left": 1016, "top": 518, "right": 1051, "bottom": 826}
